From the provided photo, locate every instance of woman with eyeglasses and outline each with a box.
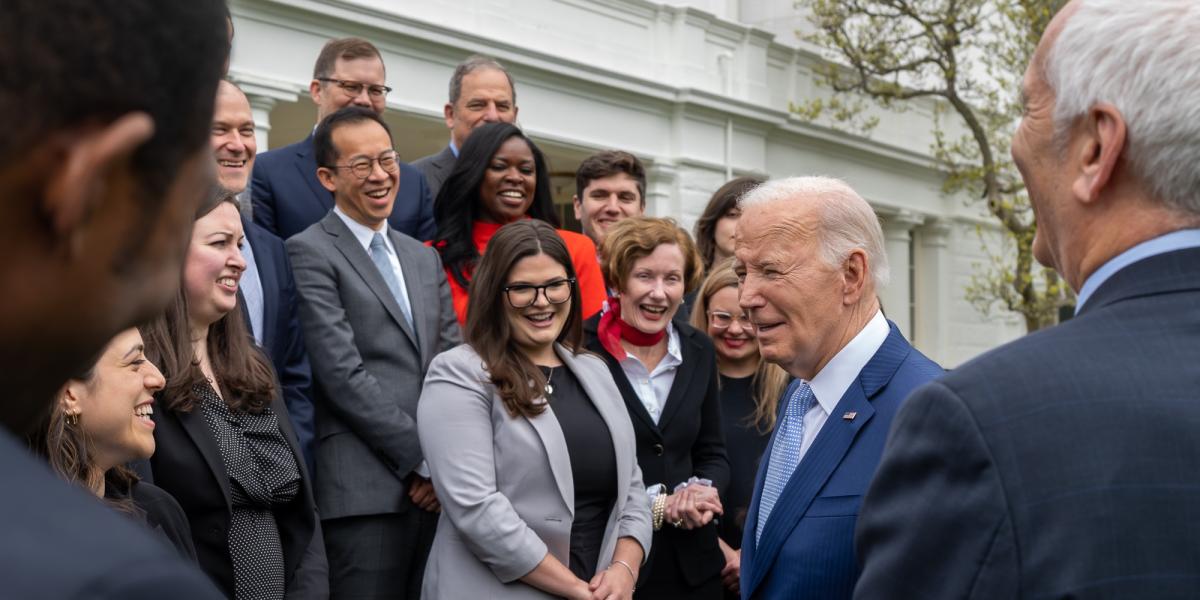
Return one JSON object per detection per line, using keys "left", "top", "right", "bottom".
{"left": 431, "top": 121, "right": 606, "bottom": 326}
{"left": 689, "top": 258, "right": 790, "bottom": 598}
{"left": 418, "top": 219, "right": 651, "bottom": 600}
{"left": 583, "top": 217, "right": 730, "bottom": 599}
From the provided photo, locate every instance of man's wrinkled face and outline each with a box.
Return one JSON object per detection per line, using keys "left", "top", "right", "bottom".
{"left": 210, "top": 82, "right": 256, "bottom": 193}
{"left": 312, "top": 56, "right": 388, "bottom": 120}
{"left": 446, "top": 68, "right": 517, "bottom": 149}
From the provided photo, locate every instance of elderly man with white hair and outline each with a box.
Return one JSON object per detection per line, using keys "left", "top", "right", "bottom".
{"left": 854, "top": 1, "right": 1200, "bottom": 598}
{"left": 733, "top": 176, "right": 943, "bottom": 600}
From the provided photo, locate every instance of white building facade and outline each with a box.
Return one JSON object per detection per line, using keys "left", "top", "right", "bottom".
{"left": 229, "top": 0, "right": 1024, "bottom": 366}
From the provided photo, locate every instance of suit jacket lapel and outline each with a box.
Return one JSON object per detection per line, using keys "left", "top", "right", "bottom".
{"left": 524, "top": 381, "right": 575, "bottom": 515}
{"left": 656, "top": 324, "right": 697, "bottom": 429}
{"left": 322, "top": 214, "right": 416, "bottom": 347}
{"left": 176, "top": 408, "right": 233, "bottom": 511}
{"left": 296, "top": 134, "right": 333, "bottom": 214}
{"left": 252, "top": 241, "right": 281, "bottom": 349}
{"left": 388, "top": 230, "right": 422, "bottom": 351}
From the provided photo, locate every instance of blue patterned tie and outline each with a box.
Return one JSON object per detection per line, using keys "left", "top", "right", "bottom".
{"left": 756, "top": 379, "right": 816, "bottom": 545}
{"left": 369, "top": 233, "right": 415, "bottom": 333}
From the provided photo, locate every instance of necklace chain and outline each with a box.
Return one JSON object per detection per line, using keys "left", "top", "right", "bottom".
{"left": 544, "top": 366, "right": 555, "bottom": 396}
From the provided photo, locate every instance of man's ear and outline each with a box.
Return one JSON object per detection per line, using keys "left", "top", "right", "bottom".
{"left": 42, "top": 113, "right": 154, "bottom": 242}
{"left": 309, "top": 79, "right": 323, "bottom": 106}
{"left": 842, "top": 248, "right": 869, "bottom": 305}
{"left": 1072, "top": 102, "right": 1126, "bottom": 204}
{"left": 443, "top": 103, "right": 455, "bottom": 130}
{"left": 572, "top": 195, "right": 583, "bottom": 220}
{"left": 316, "top": 167, "right": 338, "bottom": 193}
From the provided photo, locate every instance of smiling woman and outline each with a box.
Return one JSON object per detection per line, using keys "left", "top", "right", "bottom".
{"left": 431, "top": 121, "right": 607, "bottom": 326}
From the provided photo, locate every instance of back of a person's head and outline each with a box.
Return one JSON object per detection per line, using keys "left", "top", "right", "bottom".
{"left": 1047, "top": 0, "right": 1200, "bottom": 214}
{"left": 0, "top": 0, "right": 229, "bottom": 206}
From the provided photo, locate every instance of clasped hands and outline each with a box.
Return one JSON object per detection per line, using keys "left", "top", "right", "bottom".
{"left": 664, "top": 482, "right": 723, "bottom": 529}
{"left": 579, "top": 562, "right": 636, "bottom": 600}
{"left": 407, "top": 474, "right": 441, "bottom": 513}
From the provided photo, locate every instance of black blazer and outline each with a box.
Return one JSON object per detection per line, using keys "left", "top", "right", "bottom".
{"left": 148, "top": 388, "right": 328, "bottom": 598}
{"left": 124, "top": 480, "right": 199, "bottom": 562}
{"left": 855, "top": 246, "right": 1200, "bottom": 598}
{"left": 241, "top": 216, "right": 317, "bottom": 474}
{"left": 584, "top": 315, "right": 730, "bottom": 592}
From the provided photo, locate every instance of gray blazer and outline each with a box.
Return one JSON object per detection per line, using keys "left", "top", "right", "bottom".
{"left": 418, "top": 343, "right": 653, "bottom": 600}
{"left": 286, "top": 211, "right": 461, "bottom": 519}
{"left": 412, "top": 145, "right": 455, "bottom": 201}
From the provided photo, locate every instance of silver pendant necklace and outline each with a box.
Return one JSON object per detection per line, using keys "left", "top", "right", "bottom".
{"left": 544, "top": 367, "right": 555, "bottom": 396}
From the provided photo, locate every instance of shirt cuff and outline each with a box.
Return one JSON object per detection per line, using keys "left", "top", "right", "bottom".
{"left": 414, "top": 460, "right": 430, "bottom": 479}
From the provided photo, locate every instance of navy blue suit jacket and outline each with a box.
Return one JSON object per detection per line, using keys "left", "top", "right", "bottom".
{"left": 854, "top": 246, "right": 1200, "bottom": 599}
{"left": 741, "top": 322, "right": 942, "bottom": 600}
{"left": 251, "top": 133, "right": 436, "bottom": 241}
{"left": 241, "top": 217, "right": 316, "bottom": 473}
{"left": 0, "top": 430, "right": 222, "bottom": 598}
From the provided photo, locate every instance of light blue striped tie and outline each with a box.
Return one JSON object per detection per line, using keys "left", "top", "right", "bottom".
{"left": 756, "top": 379, "right": 816, "bottom": 545}
{"left": 369, "top": 233, "right": 415, "bottom": 333}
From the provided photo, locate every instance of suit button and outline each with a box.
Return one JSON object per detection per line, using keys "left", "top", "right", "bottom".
{"left": 653, "top": 444, "right": 664, "bottom": 456}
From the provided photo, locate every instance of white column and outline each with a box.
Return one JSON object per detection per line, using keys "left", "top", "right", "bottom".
{"left": 913, "top": 219, "right": 953, "bottom": 363}
{"left": 246, "top": 94, "right": 277, "bottom": 152}
{"left": 644, "top": 161, "right": 681, "bottom": 220}
{"left": 227, "top": 72, "right": 303, "bottom": 152}
{"left": 879, "top": 211, "right": 922, "bottom": 339}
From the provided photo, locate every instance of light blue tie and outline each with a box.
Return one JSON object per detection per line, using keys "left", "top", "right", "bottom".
{"left": 756, "top": 379, "right": 816, "bottom": 545}
{"left": 239, "top": 238, "right": 264, "bottom": 345}
{"left": 369, "top": 233, "right": 415, "bottom": 334}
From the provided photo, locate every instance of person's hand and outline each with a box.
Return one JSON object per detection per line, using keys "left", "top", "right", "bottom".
{"left": 664, "top": 484, "right": 723, "bottom": 529}
{"left": 719, "top": 542, "right": 740, "bottom": 594}
{"left": 566, "top": 578, "right": 594, "bottom": 600}
{"left": 589, "top": 563, "right": 635, "bottom": 600}
{"left": 407, "top": 476, "right": 441, "bottom": 513}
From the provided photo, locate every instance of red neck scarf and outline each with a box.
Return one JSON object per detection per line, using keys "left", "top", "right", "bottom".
{"left": 597, "top": 297, "right": 667, "bottom": 360}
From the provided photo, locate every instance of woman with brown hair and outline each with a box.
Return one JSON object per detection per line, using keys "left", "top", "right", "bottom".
{"left": 584, "top": 216, "right": 730, "bottom": 599}
{"left": 693, "top": 177, "right": 764, "bottom": 273}
{"left": 418, "top": 219, "right": 651, "bottom": 600}
{"left": 142, "top": 191, "right": 327, "bottom": 599}
{"left": 689, "top": 258, "right": 790, "bottom": 597}
{"left": 29, "top": 327, "right": 196, "bottom": 560}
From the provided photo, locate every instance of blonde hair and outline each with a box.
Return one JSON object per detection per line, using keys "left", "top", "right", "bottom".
{"left": 601, "top": 217, "right": 704, "bottom": 295}
{"left": 690, "top": 258, "right": 790, "bottom": 433}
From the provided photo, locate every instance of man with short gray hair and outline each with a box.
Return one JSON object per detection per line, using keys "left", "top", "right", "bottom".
{"left": 854, "top": 1, "right": 1200, "bottom": 598}
{"left": 413, "top": 55, "right": 519, "bottom": 198}
{"left": 734, "top": 177, "right": 942, "bottom": 599}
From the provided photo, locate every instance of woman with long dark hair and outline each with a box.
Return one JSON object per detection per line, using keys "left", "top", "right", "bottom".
{"left": 142, "top": 191, "right": 327, "bottom": 599}
{"left": 693, "top": 177, "right": 763, "bottom": 273}
{"left": 419, "top": 219, "right": 650, "bottom": 599}
{"left": 432, "top": 122, "right": 606, "bottom": 325}
{"left": 29, "top": 327, "right": 196, "bottom": 559}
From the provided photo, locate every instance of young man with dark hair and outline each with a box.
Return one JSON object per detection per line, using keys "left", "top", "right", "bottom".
{"left": 572, "top": 150, "right": 647, "bottom": 248}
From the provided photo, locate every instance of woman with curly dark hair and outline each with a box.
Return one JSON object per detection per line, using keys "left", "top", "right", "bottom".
{"left": 432, "top": 122, "right": 606, "bottom": 326}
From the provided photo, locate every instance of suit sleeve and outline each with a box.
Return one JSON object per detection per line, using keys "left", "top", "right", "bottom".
{"left": 285, "top": 519, "right": 329, "bottom": 599}
{"left": 276, "top": 246, "right": 317, "bottom": 475}
{"left": 415, "top": 170, "right": 438, "bottom": 242}
{"left": 690, "top": 345, "right": 730, "bottom": 492}
{"left": 286, "top": 236, "right": 423, "bottom": 478}
{"left": 853, "top": 381, "right": 1018, "bottom": 600}
{"left": 251, "top": 162, "right": 279, "bottom": 236}
{"left": 429, "top": 247, "right": 462, "bottom": 353}
{"left": 417, "top": 350, "right": 549, "bottom": 582}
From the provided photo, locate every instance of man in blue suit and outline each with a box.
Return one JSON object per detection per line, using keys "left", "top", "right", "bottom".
{"left": 252, "top": 37, "right": 436, "bottom": 241}
{"left": 854, "top": 1, "right": 1200, "bottom": 598}
{"left": 732, "top": 177, "right": 942, "bottom": 599}
{"left": 211, "top": 80, "right": 317, "bottom": 473}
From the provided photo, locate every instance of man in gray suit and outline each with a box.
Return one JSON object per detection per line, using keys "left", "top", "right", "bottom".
{"left": 854, "top": 1, "right": 1200, "bottom": 598}
{"left": 412, "top": 55, "right": 519, "bottom": 200}
{"left": 287, "top": 106, "right": 461, "bottom": 598}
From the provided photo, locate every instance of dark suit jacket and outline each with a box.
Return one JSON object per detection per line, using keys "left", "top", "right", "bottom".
{"left": 127, "top": 480, "right": 199, "bottom": 561}
{"left": 286, "top": 212, "right": 461, "bottom": 520}
{"left": 148, "top": 391, "right": 328, "bottom": 599}
{"left": 252, "top": 133, "right": 437, "bottom": 241}
{"left": 0, "top": 429, "right": 222, "bottom": 598}
{"left": 854, "top": 247, "right": 1200, "bottom": 599}
{"left": 740, "top": 322, "right": 941, "bottom": 600}
{"left": 242, "top": 217, "right": 317, "bottom": 475}
{"left": 412, "top": 145, "right": 455, "bottom": 202}
{"left": 584, "top": 316, "right": 731, "bottom": 592}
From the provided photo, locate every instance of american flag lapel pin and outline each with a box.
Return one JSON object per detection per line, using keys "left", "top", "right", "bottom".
{"left": 842, "top": 411, "right": 857, "bottom": 421}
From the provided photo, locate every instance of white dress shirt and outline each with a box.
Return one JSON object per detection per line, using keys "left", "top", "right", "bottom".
{"left": 618, "top": 322, "right": 683, "bottom": 425}
{"left": 797, "top": 310, "right": 889, "bottom": 461}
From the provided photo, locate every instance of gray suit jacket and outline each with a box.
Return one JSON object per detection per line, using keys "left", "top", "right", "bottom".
{"left": 412, "top": 145, "right": 456, "bottom": 202}
{"left": 418, "top": 343, "right": 653, "bottom": 600}
{"left": 286, "top": 211, "right": 461, "bottom": 520}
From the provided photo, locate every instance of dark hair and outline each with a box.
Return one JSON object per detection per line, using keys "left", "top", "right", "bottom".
{"left": 433, "top": 122, "right": 560, "bottom": 291}
{"left": 694, "top": 176, "right": 764, "bottom": 271}
{"left": 141, "top": 193, "right": 276, "bottom": 414}
{"left": 313, "top": 37, "right": 384, "bottom": 79}
{"left": 574, "top": 150, "right": 647, "bottom": 206}
{"left": 0, "top": 0, "right": 228, "bottom": 211}
{"left": 466, "top": 220, "right": 582, "bottom": 418}
{"left": 449, "top": 55, "right": 516, "bottom": 106}
{"left": 313, "top": 106, "right": 394, "bottom": 170}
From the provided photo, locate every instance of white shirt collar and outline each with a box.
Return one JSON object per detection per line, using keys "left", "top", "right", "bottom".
{"left": 807, "top": 310, "right": 890, "bottom": 415}
{"left": 333, "top": 205, "right": 390, "bottom": 254}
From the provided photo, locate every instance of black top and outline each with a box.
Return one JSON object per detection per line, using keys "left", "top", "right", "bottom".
{"left": 110, "top": 480, "right": 199, "bottom": 562}
{"left": 541, "top": 365, "right": 617, "bottom": 580}
{"left": 716, "top": 374, "right": 773, "bottom": 549}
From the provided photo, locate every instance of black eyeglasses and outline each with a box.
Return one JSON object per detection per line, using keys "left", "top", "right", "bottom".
{"left": 503, "top": 278, "right": 576, "bottom": 308}
{"left": 317, "top": 77, "right": 392, "bottom": 98}
{"left": 326, "top": 151, "right": 399, "bottom": 180}
{"left": 707, "top": 310, "right": 755, "bottom": 330}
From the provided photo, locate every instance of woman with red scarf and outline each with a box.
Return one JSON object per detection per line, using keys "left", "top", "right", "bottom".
{"left": 431, "top": 122, "right": 606, "bottom": 326}
{"left": 583, "top": 216, "right": 730, "bottom": 599}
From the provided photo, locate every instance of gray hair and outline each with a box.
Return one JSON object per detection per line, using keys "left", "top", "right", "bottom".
{"left": 448, "top": 55, "right": 517, "bottom": 106}
{"left": 1046, "top": 0, "right": 1200, "bottom": 215}
{"left": 739, "top": 176, "right": 890, "bottom": 290}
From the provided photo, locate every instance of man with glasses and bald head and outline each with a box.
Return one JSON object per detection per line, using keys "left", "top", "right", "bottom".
{"left": 253, "top": 37, "right": 437, "bottom": 241}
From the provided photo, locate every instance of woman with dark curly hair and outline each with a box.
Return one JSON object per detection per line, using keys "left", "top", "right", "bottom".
{"left": 432, "top": 122, "right": 606, "bottom": 325}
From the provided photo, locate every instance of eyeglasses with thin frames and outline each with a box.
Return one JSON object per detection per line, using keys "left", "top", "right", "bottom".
{"left": 326, "top": 151, "right": 400, "bottom": 180}
{"left": 317, "top": 77, "right": 392, "bottom": 99}
{"left": 503, "top": 278, "right": 576, "bottom": 308}
{"left": 707, "top": 310, "right": 755, "bottom": 331}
